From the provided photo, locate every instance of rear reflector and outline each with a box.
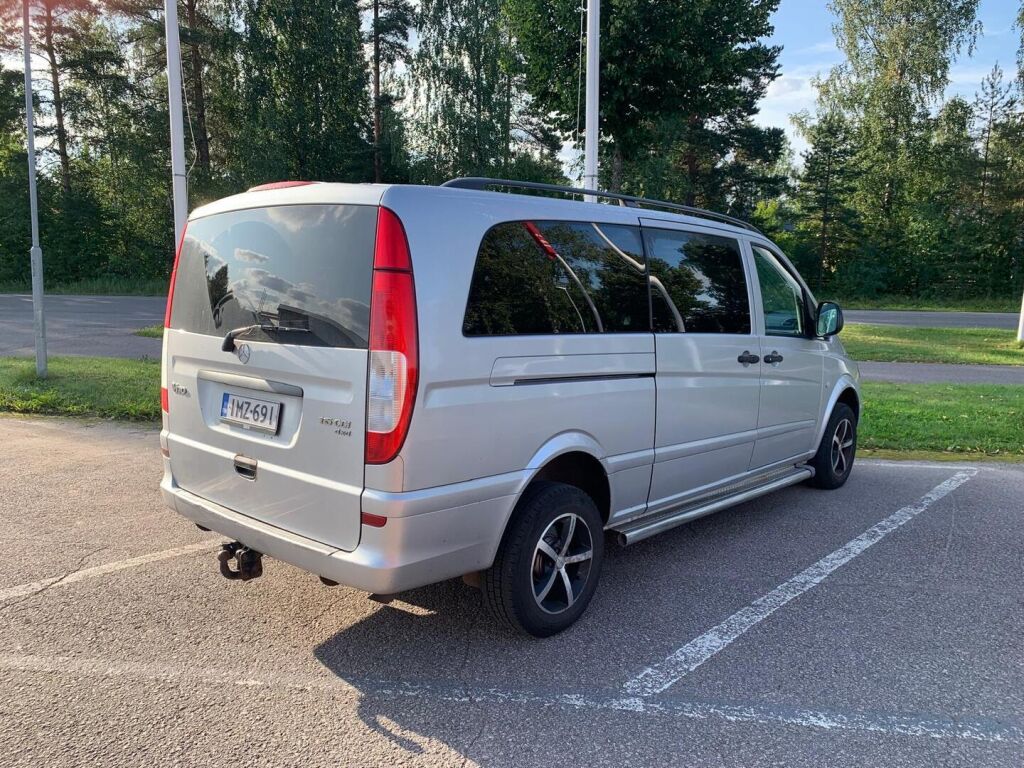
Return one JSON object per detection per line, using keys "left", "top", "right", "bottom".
{"left": 160, "top": 386, "right": 169, "bottom": 413}
{"left": 366, "top": 207, "right": 418, "bottom": 465}
{"left": 247, "top": 180, "right": 319, "bottom": 192}
{"left": 361, "top": 511, "right": 388, "bottom": 528}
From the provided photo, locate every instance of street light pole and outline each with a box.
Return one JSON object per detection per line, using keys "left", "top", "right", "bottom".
{"left": 582, "top": 0, "right": 599, "bottom": 200}
{"left": 23, "top": 0, "right": 47, "bottom": 378}
{"left": 164, "top": 0, "right": 188, "bottom": 252}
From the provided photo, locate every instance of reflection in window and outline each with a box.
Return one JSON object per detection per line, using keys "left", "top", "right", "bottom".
{"left": 644, "top": 228, "right": 751, "bottom": 334}
{"left": 463, "top": 221, "right": 648, "bottom": 336}
{"left": 169, "top": 205, "right": 376, "bottom": 348}
{"left": 753, "top": 245, "right": 805, "bottom": 337}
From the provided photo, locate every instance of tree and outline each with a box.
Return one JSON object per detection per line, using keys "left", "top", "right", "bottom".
{"left": 794, "top": 111, "right": 860, "bottom": 291}
{"left": 364, "top": 0, "right": 413, "bottom": 182}
{"left": 235, "top": 0, "right": 372, "bottom": 183}
{"left": 410, "top": 0, "right": 559, "bottom": 184}
{"left": 506, "top": 0, "right": 782, "bottom": 193}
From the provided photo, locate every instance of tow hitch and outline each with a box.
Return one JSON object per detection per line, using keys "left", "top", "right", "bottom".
{"left": 218, "top": 542, "right": 263, "bottom": 581}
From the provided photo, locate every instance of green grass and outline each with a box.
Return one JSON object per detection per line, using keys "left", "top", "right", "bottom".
{"left": 1, "top": 358, "right": 1020, "bottom": 460}
{"left": 135, "top": 324, "right": 165, "bottom": 339}
{"left": 860, "top": 382, "right": 1024, "bottom": 458}
{"left": 0, "top": 276, "right": 168, "bottom": 296}
{"left": 839, "top": 296, "right": 1020, "bottom": 313}
{"left": 0, "top": 356, "right": 161, "bottom": 421}
{"left": 842, "top": 324, "right": 1024, "bottom": 366}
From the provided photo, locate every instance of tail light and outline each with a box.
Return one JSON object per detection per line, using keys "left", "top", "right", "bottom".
{"left": 164, "top": 223, "right": 188, "bottom": 328}
{"left": 161, "top": 386, "right": 169, "bottom": 413}
{"left": 366, "top": 207, "right": 418, "bottom": 465}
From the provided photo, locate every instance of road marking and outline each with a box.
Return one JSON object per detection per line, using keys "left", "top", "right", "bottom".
{"left": 622, "top": 470, "right": 978, "bottom": 698}
{"left": 1, "top": 651, "right": 1020, "bottom": 744}
{"left": 860, "top": 460, "right": 982, "bottom": 471}
{"left": 0, "top": 541, "right": 219, "bottom": 603}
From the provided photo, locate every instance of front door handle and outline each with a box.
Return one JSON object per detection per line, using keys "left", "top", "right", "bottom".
{"left": 737, "top": 351, "right": 760, "bottom": 366}
{"left": 764, "top": 351, "right": 784, "bottom": 365}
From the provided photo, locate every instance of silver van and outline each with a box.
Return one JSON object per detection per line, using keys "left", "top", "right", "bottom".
{"left": 160, "top": 178, "right": 860, "bottom": 636}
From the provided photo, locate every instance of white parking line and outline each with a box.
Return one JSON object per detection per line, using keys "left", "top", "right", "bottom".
{"left": 622, "top": 470, "right": 978, "bottom": 698}
{"left": 2, "top": 651, "right": 1020, "bottom": 743}
{"left": 0, "top": 541, "right": 220, "bottom": 603}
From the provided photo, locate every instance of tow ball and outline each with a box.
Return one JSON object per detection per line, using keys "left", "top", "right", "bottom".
{"left": 218, "top": 542, "right": 263, "bottom": 581}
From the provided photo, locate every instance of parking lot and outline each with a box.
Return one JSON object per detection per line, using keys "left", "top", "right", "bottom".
{"left": 1, "top": 416, "right": 1022, "bottom": 767}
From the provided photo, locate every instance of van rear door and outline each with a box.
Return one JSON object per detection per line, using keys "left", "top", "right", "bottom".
{"left": 163, "top": 203, "right": 376, "bottom": 552}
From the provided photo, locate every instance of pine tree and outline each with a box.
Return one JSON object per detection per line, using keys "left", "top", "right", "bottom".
{"left": 794, "top": 112, "right": 860, "bottom": 292}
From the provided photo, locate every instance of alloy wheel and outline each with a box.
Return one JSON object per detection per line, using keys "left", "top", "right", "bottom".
{"left": 531, "top": 513, "right": 594, "bottom": 615}
{"left": 831, "top": 418, "right": 855, "bottom": 476}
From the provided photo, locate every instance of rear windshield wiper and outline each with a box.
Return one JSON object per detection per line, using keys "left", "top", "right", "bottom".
{"left": 221, "top": 323, "right": 311, "bottom": 352}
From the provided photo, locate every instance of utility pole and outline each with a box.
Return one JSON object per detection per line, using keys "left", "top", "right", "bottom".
{"left": 583, "top": 0, "right": 599, "bottom": 200}
{"left": 23, "top": 0, "right": 47, "bottom": 378}
{"left": 164, "top": 0, "right": 188, "bottom": 252}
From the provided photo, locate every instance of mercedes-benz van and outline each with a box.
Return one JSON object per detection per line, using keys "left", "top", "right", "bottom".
{"left": 160, "top": 178, "right": 860, "bottom": 636}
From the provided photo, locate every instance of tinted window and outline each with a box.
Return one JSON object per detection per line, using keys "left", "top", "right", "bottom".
{"left": 645, "top": 228, "right": 751, "bottom": 334}
{"left": 753, "top": 245, "right": 806, "bottom": 337}
{"left": 463, "top": 221, "right": 648, "bottom": 336}
{"left": 170, "top": 204, "right": 376, "bottom": 348}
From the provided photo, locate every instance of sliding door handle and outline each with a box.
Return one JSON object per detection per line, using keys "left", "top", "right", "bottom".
{"left": 737, "top": 351, "right": 760, "bottom": 366}
{"left": 764, "top": 351, "right": 784, "bottom": 365}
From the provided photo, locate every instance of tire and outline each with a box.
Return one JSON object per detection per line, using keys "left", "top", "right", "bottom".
{"left": 482, "top": 481, "right": 604, "bottom": 637}
{"left": 808, "top": 402, "right": 857, "bottom": 489}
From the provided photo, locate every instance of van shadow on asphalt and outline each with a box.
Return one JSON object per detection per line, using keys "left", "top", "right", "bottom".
{"left": 307, "top": 482, "right": 884, "bottom": 761}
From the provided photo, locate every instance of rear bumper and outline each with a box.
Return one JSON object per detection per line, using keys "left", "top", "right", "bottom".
{"left": 161, "top": 471, "right": 522, "bottom": 594}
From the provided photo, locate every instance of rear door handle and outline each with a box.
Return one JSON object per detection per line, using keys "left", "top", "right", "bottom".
{"left": 764, "top": 351, "right": 784, "bottom": 365}
{"left": 233, "top": 455, "right": 258, "bottom": 481}
{"left": 737, "top": 351, "right": 760, "bottom": 366}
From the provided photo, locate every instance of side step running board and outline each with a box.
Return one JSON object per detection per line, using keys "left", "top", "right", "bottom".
{"left": 615, "top": 467, "right": 814, "bottom": 546}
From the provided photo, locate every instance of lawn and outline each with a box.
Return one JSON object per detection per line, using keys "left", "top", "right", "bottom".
{"left": 135, "top": 324, "right": 165, "bottom": 339}
{"left": 859, "top": 382, "right": 1024, "bottom": 458}
{"left": 0, "top": 356, "right": 161, "bottom": 421}
{"left": 841, "top": 324, "right": 1024, "bottom": 365}
{"left": 1, "top": 358, "right": 1021, "bottom": 459}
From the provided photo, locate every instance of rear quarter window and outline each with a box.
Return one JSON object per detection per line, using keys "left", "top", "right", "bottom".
{"left": 170, "top": 204, "right": 376, "bottom": 348}
{"left": 463, "top": 220, "right": 649, "bottom": 336}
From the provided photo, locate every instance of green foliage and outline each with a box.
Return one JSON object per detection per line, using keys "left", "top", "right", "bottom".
{"left": 0, "top": 0, "right": 1020, "bottom": 307}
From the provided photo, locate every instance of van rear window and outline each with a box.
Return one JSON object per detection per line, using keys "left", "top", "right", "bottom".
{"left": 169, "top": 204, "right": 376, "bottom": 348}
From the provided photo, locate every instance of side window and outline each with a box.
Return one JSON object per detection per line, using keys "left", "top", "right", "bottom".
{"left": 644, "top": 228, "right": 751, "bottom": 334}
{"left": 463, "top": 220, "right": 649, "bottom": 336}
{"left": 752, "top": 245, "right": 806, "bottom": 337}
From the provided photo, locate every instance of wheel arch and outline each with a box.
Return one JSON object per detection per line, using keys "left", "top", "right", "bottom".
{"left": 811, "top": 376, "right": 861, "bottom": 451}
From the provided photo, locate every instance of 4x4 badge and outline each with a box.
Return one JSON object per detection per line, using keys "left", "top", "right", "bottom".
{"left": 235, "top": 343, "right": 251, "bottom": 364}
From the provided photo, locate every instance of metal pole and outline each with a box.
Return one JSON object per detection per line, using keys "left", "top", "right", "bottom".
{"left": 583, "top": 0, "right": 600, "bottom": 201}
{"left": 23, "top": 0, "right": 46, "bottom": 378}
{"left": 164, "top": 0, "right": 188, "bottom": 251}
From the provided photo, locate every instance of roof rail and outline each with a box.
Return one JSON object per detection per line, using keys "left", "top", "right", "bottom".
{"left": 441, "top": 177, "right": 761, "bottom": 233}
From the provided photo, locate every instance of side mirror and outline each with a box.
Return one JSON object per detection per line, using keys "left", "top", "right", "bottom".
{"left": 816, "top": 301, "right": 844, "bottom": 337}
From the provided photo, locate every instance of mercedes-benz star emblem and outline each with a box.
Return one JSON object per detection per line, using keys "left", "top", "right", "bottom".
{"left": 235, "top": 343, "right": 251, "bottom": 364}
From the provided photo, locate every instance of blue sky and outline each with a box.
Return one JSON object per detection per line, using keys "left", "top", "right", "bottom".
{"left": 758, "top": 0, "right": 1023, "bottom": 157}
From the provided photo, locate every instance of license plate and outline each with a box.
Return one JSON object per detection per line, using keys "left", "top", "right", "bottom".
{"left": 220, "top": 392, "right": 281, "bottom": 434}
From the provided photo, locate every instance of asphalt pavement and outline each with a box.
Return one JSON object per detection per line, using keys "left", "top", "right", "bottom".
{"left": 1, "top": 416, "right": 1022, "bottom": 767}
{"left": 844, "top": 309, "right": 1019, "bottom": 330}
{"left": 858, "top": 361, "right": 1024, "bottom": 385}
{"left": 0, "top": 294, "right": 163, "bottom": 359}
